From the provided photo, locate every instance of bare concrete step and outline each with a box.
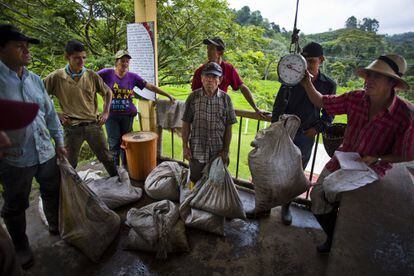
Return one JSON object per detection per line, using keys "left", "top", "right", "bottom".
{"left": 327, "top": 162, "right": 414, "bottom": 275}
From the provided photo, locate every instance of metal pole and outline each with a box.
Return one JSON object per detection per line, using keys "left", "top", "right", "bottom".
{"left": 306, "top": 132, "right": 319, "bottom": 199}
{"left": 236, "top": 117, "right": 243, "bottom": 178}
{"left": 171, "top": 129, "right": 174, "bottom": 159}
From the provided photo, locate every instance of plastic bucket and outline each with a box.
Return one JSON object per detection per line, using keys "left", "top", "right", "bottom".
{"left": 121, "top": 131, "right": 158, "bottom": 181}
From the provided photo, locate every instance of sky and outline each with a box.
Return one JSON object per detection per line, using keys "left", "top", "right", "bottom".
{"left": 227, "top": 0, "right": 414, "bottom": 35}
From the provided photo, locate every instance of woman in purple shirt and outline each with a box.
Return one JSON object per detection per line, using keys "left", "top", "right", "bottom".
{"left": 98, "top": 50, "right": 174, "bottom": 168}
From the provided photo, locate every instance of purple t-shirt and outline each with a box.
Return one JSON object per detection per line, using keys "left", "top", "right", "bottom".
{"left": 97, "top": 68, "right": 146, "bottom": 115}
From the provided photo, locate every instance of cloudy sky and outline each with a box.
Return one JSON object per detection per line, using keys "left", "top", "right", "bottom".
{"left": 227, "top": 0, "right": 414, "bottom": 35}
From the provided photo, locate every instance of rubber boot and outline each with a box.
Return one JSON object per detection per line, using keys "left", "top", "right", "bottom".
{"left": 281, "top": 202, "right": 292, "bottom": 225}
{"left": 314, "top": 211, "right": 337, "bottom": 254}
{"left": 3, "top": 213, "right": 34, "bottom": 269}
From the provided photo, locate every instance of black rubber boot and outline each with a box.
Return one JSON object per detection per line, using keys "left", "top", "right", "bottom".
{"left": 3, "top": 213, "right": 34, "bottom": 269}
{"left": 281, "top": 202, "right": 292, "bottom": 225}
{"left": 314, "top": 211, "right": 337, "bottom": 254}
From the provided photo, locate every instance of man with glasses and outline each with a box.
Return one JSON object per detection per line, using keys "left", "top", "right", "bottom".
{"left": 270, "top": 42, "right": 336, "bottom": 224}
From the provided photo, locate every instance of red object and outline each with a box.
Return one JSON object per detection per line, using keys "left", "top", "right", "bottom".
{"left": 191, "top": 61, "right": 243, "bottom": 92}
{"left": 322, "top": 90, "right": 414, "bottom": 177}
{"left": 0, "top": 99, "right": 39, "bottom": 130}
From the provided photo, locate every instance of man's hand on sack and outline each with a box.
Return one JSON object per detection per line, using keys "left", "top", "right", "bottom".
{"left": 183, "top": 146, "right": 192, "bottom": 161}
{"left": 304, "top": 128, "right": 318, "bottom": 138}
{"left": 219, "top": 150, "right": 229, "bottom": 165}
{"left": 56, "top": 146, "right": 68, "bottom": 161}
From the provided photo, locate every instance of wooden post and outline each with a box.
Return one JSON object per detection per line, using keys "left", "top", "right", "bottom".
{"left": 134, "top": 0, "right": 158, "bottom": 132}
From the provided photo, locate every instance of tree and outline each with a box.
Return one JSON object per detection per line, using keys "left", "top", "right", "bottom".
{"left": 359, "top": 17, "right": 379, "bottom": 33}
{"left": 345, "top": 16, "right": 357, "bottom": 29}
{"left": 235, "top": 6, "right": 251, "bottom": 25}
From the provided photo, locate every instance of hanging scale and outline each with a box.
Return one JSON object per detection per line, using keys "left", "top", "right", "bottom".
{"left": 277, "top": 0, "right": 307, "bottom": 86}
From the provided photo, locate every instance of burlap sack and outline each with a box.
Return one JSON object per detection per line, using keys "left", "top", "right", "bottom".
{"left": 248, "top": 115, "right": 310, "bottom": 212}
{"left": 145, "top": 162, "right": 183, "bottom": 201}
{"left": 58, "top": 158, "right": 120, "bottom": 262}
{"left": 124, "top": 200, "right": 189, "bottom": 259}
{"left": 87, "top": 167, "right": 142, "bottom": 209}
{"left": 179, "top": 168, "right": 225, "bottom": 236}
{"left": 189, "top": 157, "right": 246, "bottom": 219}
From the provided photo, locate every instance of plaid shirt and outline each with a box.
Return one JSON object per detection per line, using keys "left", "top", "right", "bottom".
{"left": 323, "top": 90, "right": 414, "bottom": 177}
{"left": 182, "top": 88, "right": 237, "bottom": 163}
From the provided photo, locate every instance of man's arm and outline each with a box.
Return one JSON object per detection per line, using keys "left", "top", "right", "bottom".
{"left": 182, "top": 121, "right": 192, "bottom": 161}
{"left": 40, "top": 79, "right": 66, "bottom": 159}
{"left": 220, "top": 124, "right": 232, "bottom": 164}
{"left": 312, "top": 82, "right": 337, "bottom": 134}
{"left": 300, "top": 71, "right": 325, "bottom": 109}
{"left": 361, "top": 154, "right": 414, "bottom": 166}
{"left": 99, "top": 88, "right": 112, "bottom": 125}
{"left": 95, "top": 73, "right": 113, "bottom": 126}
{"left": 239, "top": 84, "right": 268, "bottom": 118}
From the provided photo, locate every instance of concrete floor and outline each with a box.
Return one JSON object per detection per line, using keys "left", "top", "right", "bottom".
{"left": 20, "top": 181, "right": 329, "bottom": 276}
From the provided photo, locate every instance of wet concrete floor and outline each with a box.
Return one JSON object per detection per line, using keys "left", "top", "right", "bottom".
{"left": 1, "top": 160, "right": 329, "bottom": 276}
{"left": 21, "top": 183, "right": 328, "bottom": 276}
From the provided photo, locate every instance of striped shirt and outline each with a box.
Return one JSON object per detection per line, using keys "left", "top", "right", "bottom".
{"left": 182, "top": 88, "right": 237, "bottom": 163}
{"left": 323, "top": 90, "right": 414, "bottom": 177}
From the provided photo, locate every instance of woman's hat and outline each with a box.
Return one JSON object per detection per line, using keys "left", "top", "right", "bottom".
{"left": 356, "top": 54, "right": 410, "bottom": 90}
{"left": 115, "top": 50, "right": 131, "bottom": 60}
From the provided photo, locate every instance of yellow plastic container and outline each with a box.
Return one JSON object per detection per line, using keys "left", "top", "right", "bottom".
{"left": 121, "top": 131, "right": 158, "bottom": 181}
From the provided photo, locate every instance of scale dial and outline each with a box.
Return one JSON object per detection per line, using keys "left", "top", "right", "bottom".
{"left": 277, "top": 53, "right": 307, "bottom": 86}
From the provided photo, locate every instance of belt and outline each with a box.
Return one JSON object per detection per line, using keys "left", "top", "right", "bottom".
{"left": 70, "top": 121, "right": 96, "bottom": 127}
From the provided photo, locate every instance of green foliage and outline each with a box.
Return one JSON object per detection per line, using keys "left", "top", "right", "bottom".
{"left": 1, "top": 0, "right": 134, "bottom": 77}
{"left": 1, "top": 1, "right": 413, "bottom": 92}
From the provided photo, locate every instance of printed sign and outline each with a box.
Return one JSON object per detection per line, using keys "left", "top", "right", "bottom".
{"left": 127, "top": 22, "right": 156, "bottom": 101}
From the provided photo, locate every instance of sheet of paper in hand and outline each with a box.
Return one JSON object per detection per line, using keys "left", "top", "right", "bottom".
{"left": 334, "top": 151, "right": 369, "bottom": 171}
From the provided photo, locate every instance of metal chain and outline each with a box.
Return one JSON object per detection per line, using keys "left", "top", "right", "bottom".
{"left": 289, "top": 0, "right": 301, "bottom": 54}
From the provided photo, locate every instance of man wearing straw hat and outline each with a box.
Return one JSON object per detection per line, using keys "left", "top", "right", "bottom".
{"left": 300, "top": 54, "right": 414, "bottom": 254}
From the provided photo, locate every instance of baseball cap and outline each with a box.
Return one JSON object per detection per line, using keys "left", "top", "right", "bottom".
{"left": 202, "top": 62, "right": 223, "bottom": 77}
{"left": 0, "top": 99, "right": 39, "bottom": 130}
{"left": 115, "top": 50, "right": 131, "bottom": 60}
{"left": 203, "top": 37, "right": 225, "bottom": 51}
{"left": 0, "top": 24, "right": 40, "bottom": 45}
{"left": 302, "top": 42, "right": 323, "bottom": 58}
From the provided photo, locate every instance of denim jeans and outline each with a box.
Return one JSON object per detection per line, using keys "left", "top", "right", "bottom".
{"left": 105, "top": 114, "right": 134, "bottom": 168}
{"left": 293, "top": 131, "right": 315, "bottom": 169}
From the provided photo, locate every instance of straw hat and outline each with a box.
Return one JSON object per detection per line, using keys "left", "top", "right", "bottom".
{"left": 356, "top": 54, "right": 410, "bottom": 91}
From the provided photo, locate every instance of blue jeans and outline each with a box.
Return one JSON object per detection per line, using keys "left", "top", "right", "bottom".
{"left": 105, "top": 114, "right": 134, "bottom": 167}
{"left": 293, "top": 131, "right": 315, "bottom": 169}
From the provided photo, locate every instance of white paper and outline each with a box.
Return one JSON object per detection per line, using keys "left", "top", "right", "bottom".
{"left": 334, "top": 151, "right": 369, "bottom": 171}
{"left": 127, "top": 22, "right": 156, "bottom": 101}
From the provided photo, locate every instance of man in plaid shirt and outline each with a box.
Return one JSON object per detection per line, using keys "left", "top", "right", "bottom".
{"left": 301, "top": 54, "right": 414, "bottom": 254}
{"left": 182, "top": 62, "right": 237, "bottom": 182}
